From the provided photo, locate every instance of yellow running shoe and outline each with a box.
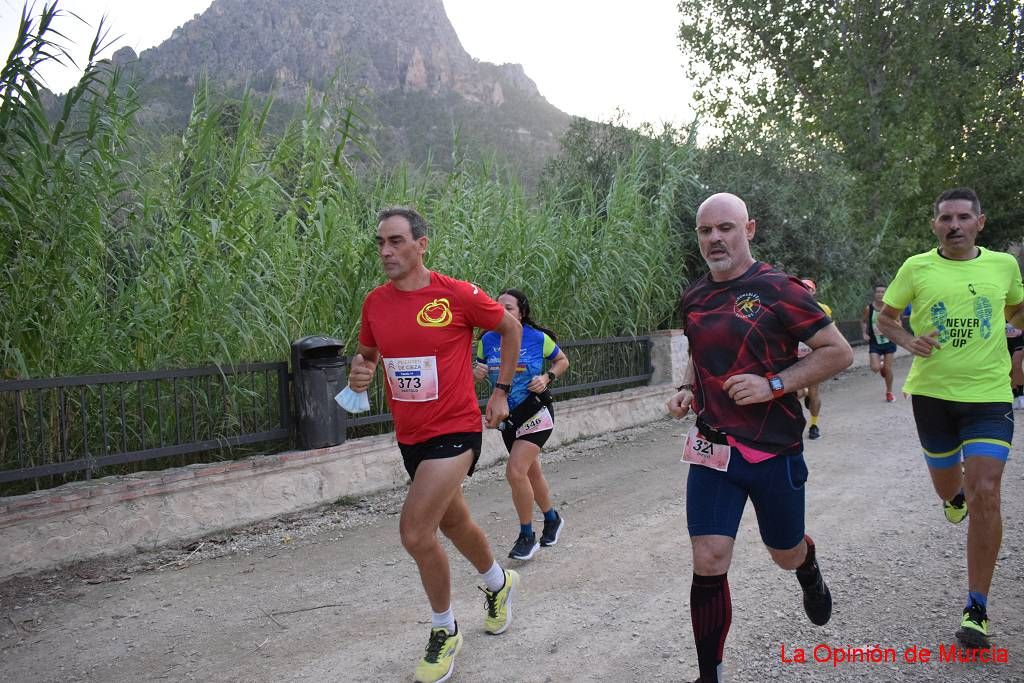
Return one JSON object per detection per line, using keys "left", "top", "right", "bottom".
{"left": 413, "top": 626, "right": 463, "bottom": 683}
{"left": 956, "top": 604, "right": 990, "bottom": 648}
{"left": 481, "top": 568, "right": 520, "bottom": 635}
{"left": 943, "top": 492, "right": 968, "bottom": 524}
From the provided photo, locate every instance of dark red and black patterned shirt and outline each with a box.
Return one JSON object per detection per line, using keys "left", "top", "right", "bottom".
{"left": 682, "top": 261, "right": 832, "bottom": 455}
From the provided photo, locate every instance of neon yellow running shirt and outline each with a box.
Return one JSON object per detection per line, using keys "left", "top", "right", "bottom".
{"left": 884, "top": 247, "right": 1024, "bottom": 402}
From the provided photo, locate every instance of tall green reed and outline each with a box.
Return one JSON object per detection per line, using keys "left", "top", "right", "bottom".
{"left": 1, "top": 3, "right": 703, "bottom": 381}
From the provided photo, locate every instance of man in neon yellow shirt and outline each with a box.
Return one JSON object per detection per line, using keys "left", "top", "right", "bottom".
{"left": 877, "top": 187, "right": 1024, "bottom": 649}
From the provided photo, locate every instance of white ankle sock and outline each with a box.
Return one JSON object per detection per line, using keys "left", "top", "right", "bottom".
{"left": 431, "top": 606, "right": 455, "bottom": 634}
{"left": 480, "top": 561, "right": 505, "bottom": 592}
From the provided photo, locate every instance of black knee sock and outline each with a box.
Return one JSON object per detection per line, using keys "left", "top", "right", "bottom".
{"left": 690, "top": 572, "right": 731, "bottom": 683}
{"left": 795, "top": 534, "right": 820, "bottom": 589}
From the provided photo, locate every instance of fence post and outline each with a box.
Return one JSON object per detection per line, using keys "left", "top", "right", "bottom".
{"left": 648, "top": 330, "right": 689, "bottom": 386}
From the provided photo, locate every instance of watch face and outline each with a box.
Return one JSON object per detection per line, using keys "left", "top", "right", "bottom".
{"left": 769, "top": 377, "right": 784, "bottom": 392}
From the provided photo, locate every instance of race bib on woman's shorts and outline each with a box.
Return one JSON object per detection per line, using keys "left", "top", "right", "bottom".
{"left": 384, "top": 356, "right": 439, "bottom": 402}
{"left": 516, "top": 406, "right": 554, "bottom": 438}
{"left": 681, "top": 426, "right": 731, "bottom": 471}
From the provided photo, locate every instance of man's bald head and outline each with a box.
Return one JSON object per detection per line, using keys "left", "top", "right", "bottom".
{"left": 694, "top": 192, "right": 756, "bottom": 281}
{"left": 696, "top": 193, "right": 749, "bottom": 226}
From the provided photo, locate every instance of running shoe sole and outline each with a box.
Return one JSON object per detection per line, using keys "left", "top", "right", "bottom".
{"left": 956, "top": 625, "right": 990, "bottom": 648}
{"left": 509, "top": 541, "right": 540, "bottom": 560}
{"left": 540, "top": 518, "right": 565, "bottom": 547}
{"left": 943, "top": 499, "right": 968, "bottom": 525}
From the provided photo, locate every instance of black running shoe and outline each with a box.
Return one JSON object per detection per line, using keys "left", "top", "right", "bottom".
{"left": 540, "top": 512, "right": 564, "bottom": 547}
{"left": 801, "top": 570, "right": 833, "bottom": 626}
{"left": 808, "top": 424, "right": 820, "bottom": 440}
{"left": 956, "top": 602, "right": 990, "bottom": 648}
{"left": 508, "top": 532, "right": 539, "bottom": 560}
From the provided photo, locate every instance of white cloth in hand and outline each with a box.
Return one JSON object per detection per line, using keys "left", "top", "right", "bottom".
{"left": 335, "top": 386, "right": 370, "bottom": 413}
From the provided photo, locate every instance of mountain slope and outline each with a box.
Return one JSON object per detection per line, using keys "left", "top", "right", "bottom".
{"left": 111, "top": 0, "right": 570, "bottom": 177}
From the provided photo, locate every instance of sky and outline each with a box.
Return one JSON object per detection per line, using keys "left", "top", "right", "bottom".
{"left": 0, "top": 0, "right": 696, "bottom": 128}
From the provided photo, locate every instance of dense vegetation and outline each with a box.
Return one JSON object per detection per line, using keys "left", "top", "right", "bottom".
{"left": 1, "top": 5, "right": 699, "bottom": 380}
{"left": 678, "top": 0, "right": 1024, "bottom": 286}
{"left": 4, "top": 2, "right": 1023, "bottom": 382}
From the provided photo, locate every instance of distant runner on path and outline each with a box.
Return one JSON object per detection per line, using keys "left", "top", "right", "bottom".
{"left": 876, "top": 187, "right": 1024, "bottom": 649}
{"left": 349, "top": 206, "right": 523, "bottom": 683}
{"left": 797, "top": 278, "right": 832, "bottom": 440}
{"left": 862, "top": 283, "right": 898, "bottom": 402}
{"left": 666, "top": 192, "right": 853, "bottom": 683}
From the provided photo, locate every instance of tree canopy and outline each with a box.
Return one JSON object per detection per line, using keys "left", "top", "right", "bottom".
{"left": 678, "top": 0, "right": 1024, "bottom": 263}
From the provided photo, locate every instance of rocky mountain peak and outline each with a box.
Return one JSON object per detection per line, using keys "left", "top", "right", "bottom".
{"left": 134, "top": 0, "right": 546, "bottom": 106}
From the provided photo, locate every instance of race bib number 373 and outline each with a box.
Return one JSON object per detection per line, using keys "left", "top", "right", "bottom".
{"left": 384, "top": 356, "right": 439, "bottom": 402}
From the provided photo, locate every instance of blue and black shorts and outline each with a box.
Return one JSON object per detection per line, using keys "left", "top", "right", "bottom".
{"left": 686, "top": 450, "right": 808, "bottom": 550}
{"left": 911, "top": 395, "right": 1013, "bottom": 468}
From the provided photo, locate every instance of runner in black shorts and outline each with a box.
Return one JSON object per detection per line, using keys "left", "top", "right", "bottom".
{"left": 862, "top": 283, "right": 897, "bottom": 402}
{"left": 350, "top": 206, "right": 524, "bottom": 683}
{"left": 666, "top": 193, "right": 853, "bottom": 683}
{"left": 476, "top": 289, "right": 569, "bottom": 561}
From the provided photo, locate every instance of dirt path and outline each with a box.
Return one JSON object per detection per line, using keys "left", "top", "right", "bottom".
{"left": 2, "top": 354, "right": 1023, "bottom": 682}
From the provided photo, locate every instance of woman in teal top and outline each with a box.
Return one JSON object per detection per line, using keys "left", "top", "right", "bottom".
{"left": 476, "top": 289, "right": 570, "bottom": 561}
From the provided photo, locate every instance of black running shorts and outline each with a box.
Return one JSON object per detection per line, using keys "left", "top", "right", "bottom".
{"left": 398, "top": 432, "right": 482, "bottom": 480}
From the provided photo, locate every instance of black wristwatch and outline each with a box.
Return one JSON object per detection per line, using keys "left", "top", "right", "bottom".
{"left": 676, "top": 383, "right": 695, "bottom": 392}
{"left": 546, "top": 370, "right": 557, "bottom": 383}
{"left": 494, "top": 382, "right": 512, "bottom": 394}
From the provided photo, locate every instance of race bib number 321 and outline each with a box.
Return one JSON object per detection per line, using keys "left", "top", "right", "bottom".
{"left": 384, "top": 356, "right": 439, "bottom": 402}
{"left": 681, "top": 426, "right": 731, "bottom": 471}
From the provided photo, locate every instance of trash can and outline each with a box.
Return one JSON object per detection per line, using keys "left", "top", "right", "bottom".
{"left": 291, "top": 335, "right": 347, "bottom": 448}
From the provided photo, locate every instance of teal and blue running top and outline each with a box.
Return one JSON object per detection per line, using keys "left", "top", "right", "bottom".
{"left": 477, "top": 324, "right": 560, "bottom": 409}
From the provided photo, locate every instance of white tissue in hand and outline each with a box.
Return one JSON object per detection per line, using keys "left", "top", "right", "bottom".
{"left": 335, "top": 386, "right": 370, "bottom": 413}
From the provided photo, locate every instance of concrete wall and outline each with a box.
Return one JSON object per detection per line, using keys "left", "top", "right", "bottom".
{"left": 0, "top": 333, "right": 689, "bottom": 580}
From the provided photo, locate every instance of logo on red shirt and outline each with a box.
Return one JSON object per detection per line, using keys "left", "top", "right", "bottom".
{"left": 734, "top": 292, "right": 762, "bottom": 320}
{"left": 417, "top": 298, "right": 453, "bottom": 327}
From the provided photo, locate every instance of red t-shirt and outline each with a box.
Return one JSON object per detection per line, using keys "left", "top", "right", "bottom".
{"left": 358, "top": 271, "right": 505, "bottom": 444}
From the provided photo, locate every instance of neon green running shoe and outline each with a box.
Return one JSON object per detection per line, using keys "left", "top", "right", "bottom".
{"left": 481, "top": 568, "right": 519, "bottom": 635}
{"left": 956, "top": 603, "right": 990, "bottom": 648}
{"left": 943, "top": 491, "right": 968, "bottom": 524}
{"left": 413, "top": 625, "right": 463, "bottom": 683}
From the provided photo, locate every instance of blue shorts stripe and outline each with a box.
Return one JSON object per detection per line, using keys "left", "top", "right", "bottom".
{"left": 962, "top": 440, "right": 1010, "bottom": 461}
{"left": 923, "top": 450, "right": 962, "bottom": 469}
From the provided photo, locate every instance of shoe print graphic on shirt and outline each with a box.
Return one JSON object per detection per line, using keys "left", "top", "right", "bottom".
{"left": 930, "top": 301, "right": 950, "bottom": 344}
{"left": 974, "top": 296, "right": 993, "bottom": 340}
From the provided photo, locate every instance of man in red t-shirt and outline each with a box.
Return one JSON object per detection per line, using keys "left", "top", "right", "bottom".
{"left": 348, "top": 206, "right": 523, "bottom": 683}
